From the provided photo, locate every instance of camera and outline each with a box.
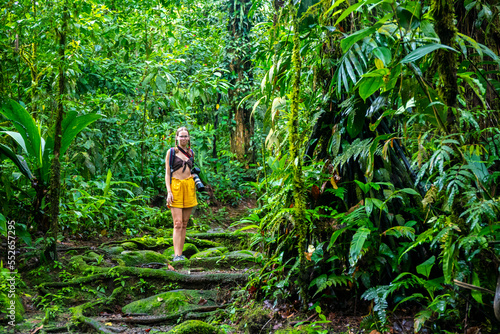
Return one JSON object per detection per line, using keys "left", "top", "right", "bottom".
{"left": 192, "top": 167, "right": 205, "bottom": 192}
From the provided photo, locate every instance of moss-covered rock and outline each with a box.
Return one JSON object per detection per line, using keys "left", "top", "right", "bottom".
{"left": 0, "top": 293, "right": 24, "bottom": 323}
{"left": 190, "top": 247, "right": 225, "bottom": 259}
{"left": 107, "top": 246, "right": 124, "bottom": 255}
{"left": 104, "top": 236, "right": 172, "bottom": 250}
{"left": 116, "top": 250, "right": 168, "bottom": 266}
{"left": 167, "top": 320, "right": 222, "bottom": 334}
{"left": 184, "top": 237, "right": 223, "bottom": 249}
{"left": 163, "top": 243, "right": 199, "bottom": 259}
{"left": 122, "top": 289, "right": 218, "bottom": 315}
{"left": 121, "top": 242, "right": 138, "bottom": 250}
{"left": 226, "top": 250, "right": 259, "bottom": 258}
{"left": 237, "top": 306, "right": 272, "bottom": 334}
{"left": 171, "top": 252, "right": 259, "bottom": 270}
{"left": 84, "top": 251, "right": 102, "bottom": 262}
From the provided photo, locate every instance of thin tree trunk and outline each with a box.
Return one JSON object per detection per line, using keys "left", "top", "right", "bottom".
{"left": 213, "top": 93, "right": 221, "bottom": 160}
{"left": 432, "top": 0, "right": 458, "bottom": 129}
{"left": 46, "top": 3, "right": 68, "bottom": 262}
{"left": 289, "top": 3, "right": 308, "bottom": 307}
{"left": 227, "top": 0, "right": 254, "bottom": 164}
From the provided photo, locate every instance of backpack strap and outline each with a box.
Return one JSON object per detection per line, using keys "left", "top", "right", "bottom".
{"left": 169, "top": 147, "right": 175, "bottom": 184}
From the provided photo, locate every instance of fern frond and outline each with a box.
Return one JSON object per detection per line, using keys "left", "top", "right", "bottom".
{"left": 309, "top": 274, "right": 353, "bottom": 297}
{"left": 332, "top": 138, "right": 374, "bottom": 170}
{"left": 461, "top": 198, "right": 500, "bottom": 231}
{"left": 382, "top": 226, "right": 416, "bottom": 240}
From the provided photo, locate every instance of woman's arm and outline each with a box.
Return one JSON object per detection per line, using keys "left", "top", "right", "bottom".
{"left": 165, "top": 149, "right": 173, "bottom": 205}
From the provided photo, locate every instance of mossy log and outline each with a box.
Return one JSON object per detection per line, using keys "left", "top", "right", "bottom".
{"left": 61, "top": 256, "right": 249, "bottom": 289}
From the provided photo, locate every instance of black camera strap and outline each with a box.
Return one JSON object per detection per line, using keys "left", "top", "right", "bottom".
{"left": 177, "top": 146, "right": 193, "bottom": 159}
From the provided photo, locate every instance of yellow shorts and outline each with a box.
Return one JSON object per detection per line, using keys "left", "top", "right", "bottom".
{"left": 170, "top": 177, "right": 198, "bottom": 208}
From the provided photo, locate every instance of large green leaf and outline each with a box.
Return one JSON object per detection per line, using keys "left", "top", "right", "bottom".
{"left": 340, "top": 12, "right": 393, "bottom": 53}
{"left": 471, "top": 271, "right": 483, "bottom": 304}
{"left": 347, "top": 106, "right": 365, "bottom": 138}
{"left": 0, "top": 213, "right": 6, "bottom": 237}
{"left": 42, "top": 111, "right": 102, "bottom": 182}
{"left": 156, "top": 75, "right": 167, "bottom": 93}
{"left": 0, "top": 99, "right": 42, "bottom": 168}
{"left": 0, "top": 143, "right": 34, "bottom": 180}
{"left": 349, "top": 227, "right": 371, "bottom": 268}
{"left": 1, "top": 131, "right": 28, "bottom": 154}
{"left": 416, "top": 256, "right": 435, "bottom": 279}
{"left": 359, "top": 76, "right": 384, "bottom": 101}
{"left": 335, "top": 0, "right": 381, "bottom": 26}
{"left": 400, "top": 43, "right": 457, "bottom": 64}
{"left": 60, "top": 112, "right": 102, "bottom": 156}
{"left": 341, "top": 27, "right": 377, "bottom": 53}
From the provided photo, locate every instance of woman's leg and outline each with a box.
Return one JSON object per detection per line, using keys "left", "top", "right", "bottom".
{"left": 171, "top": 207, "right": 184, "bottom": 256}
{"left": 180, "top": 207, "right": 193, "bottom": 253}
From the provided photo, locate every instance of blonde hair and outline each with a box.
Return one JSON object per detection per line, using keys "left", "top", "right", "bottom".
{"left": 175, "top": 127, "right": 191, "bottom": 148}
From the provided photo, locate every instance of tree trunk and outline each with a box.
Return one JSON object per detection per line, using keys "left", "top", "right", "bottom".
{"left": 227, "top": 0, "right": 254, "bottom": 164}
{"left": 45, "top": 3, "right": 67, "bottom": 262}
{"left": 432, "top": 0, "right": 458, "bottom": 129}
{"left": 289, "top": 3, "right": 308, "bottom": 307}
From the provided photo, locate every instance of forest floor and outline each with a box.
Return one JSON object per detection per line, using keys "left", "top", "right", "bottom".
{"left": 3, "top": 200, "right": 398, "bottom": 334}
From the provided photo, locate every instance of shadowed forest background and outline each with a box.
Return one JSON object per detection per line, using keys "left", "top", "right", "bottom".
{"left": 1, "top": 0, "right": 500, "bottom": 333}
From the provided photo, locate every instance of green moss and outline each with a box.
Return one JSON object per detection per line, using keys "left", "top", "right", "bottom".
{"left": 288, "top": 3, "right": 308, "bottom": 306}
{"left": 171, "top": 253, "right": 258, "bottom": 270}
{"left": 213, "top": 246, "right": 228, "bottom": 253}
{"left": 185, "top": 237, "right": 222, "bottom": 249}
{"left": 121, "top": 242, "right": 138, "bottom": 250}
{"left": 226, "top": 250, "right": 257, "bottom": 257}
{"left": 163, "top": 243, "right": 199, "bottom": 259}
{"left": 0, "top": 293, "right": 25, "bottom": 323}
{"left": 121, "top": 236, "right": 172, "bottom": 249}
{"left": 107, "top": 246, "right": 124, "bottom": 255}
{"left": 237, "top": 306, "right": 272, "bottom": 334}
{"left": 122, "top": 290, "right": 218, "bottom": 315}
{"left": 274, "top": 329, "right": 302, "bottom": 334}
{"left": 167, "top": 320, "right": 222, "bottom": 334}
{"left": 116, "top": 250, "right": 168, "bottom": 266}
{"left": 83, "top": 251, "right": 101, "bottom": 262}
{"left": 190, "top": 248, "right": 224, "bottom": 259}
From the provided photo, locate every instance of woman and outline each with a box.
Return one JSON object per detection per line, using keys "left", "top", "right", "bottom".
{"left": 165, "top": 127, "right": 198, "bottom": 261}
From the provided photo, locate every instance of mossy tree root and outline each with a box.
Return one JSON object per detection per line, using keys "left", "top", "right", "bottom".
{"left": 104, "top": 305, "right": 227, "bottom": 324}
{"left": 59, "top": 256, "right": 249, "bottom": 289}
{"left": 187, "top": 232, "right": 251, "bottom": 241}
{"left": 172, "top": 254, "right": 258, "bottom": 270}
{"left": 70, "top": 287, "right": 123, "bottom": 334}
{"left": 38, "top": 273, "right": 108, "bottom": 295}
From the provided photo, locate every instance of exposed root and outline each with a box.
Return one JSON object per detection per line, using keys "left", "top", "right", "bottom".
{"left": 70, "top": 287, "right": 123, "bottom": 333}
{"left": 96, "top": 304, "right": 228, "bottom": 324}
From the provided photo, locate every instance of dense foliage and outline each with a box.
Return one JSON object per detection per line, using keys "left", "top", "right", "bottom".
{"left": 1, "top": 0, "right": 500, "bottom": 332}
